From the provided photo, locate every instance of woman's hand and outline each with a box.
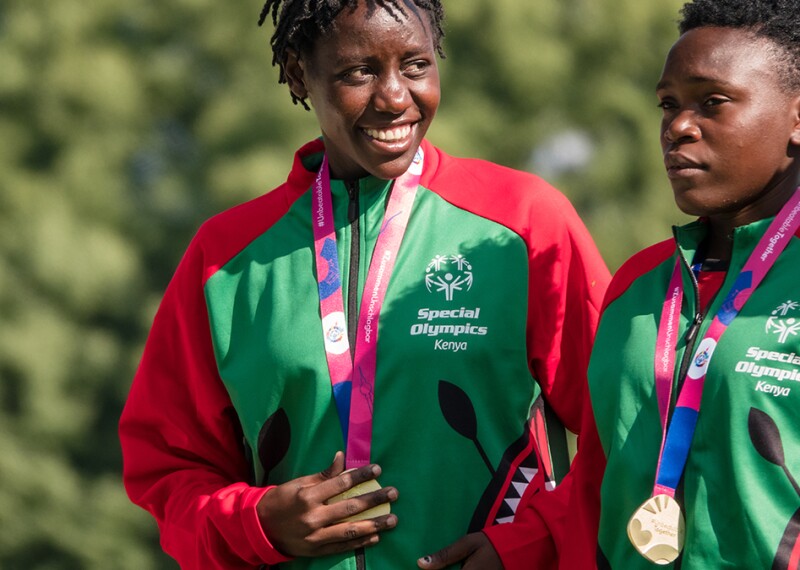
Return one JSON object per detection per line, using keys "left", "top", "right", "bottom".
{"left": 417, "top": 532, "right": 502, "bottom": 569}
{"left": 256, "top": 451, "right": 398, "bottom": 558}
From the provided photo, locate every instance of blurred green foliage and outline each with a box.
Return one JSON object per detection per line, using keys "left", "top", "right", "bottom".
{"left": 0, "top": 0, "right": 688, "bottom": 567}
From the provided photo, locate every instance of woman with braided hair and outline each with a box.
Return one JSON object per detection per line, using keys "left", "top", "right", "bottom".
{"left": 119, "top": 1, "right": 609, "bottom": 568}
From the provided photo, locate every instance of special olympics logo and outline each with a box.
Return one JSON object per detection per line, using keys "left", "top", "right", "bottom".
{"left": 322, "top": 312, "right": 349, "bottom": 355}
{"left": 425, "top": 254, "right": 473, "bottom": 301}
{"left": 687, "top": 337, "right": 716, "bottom": 380}
{"left": 408, "top": 147, "right": 424, "bottom": 175}
{"left": 694, "top": 348, "right": 710, "bottom": 368}
{"left": 766, "top": 300, "right": 800, "bottom": 343}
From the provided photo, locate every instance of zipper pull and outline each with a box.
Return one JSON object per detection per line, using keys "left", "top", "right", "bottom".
{"left": 684, "top": 312, "right": 703, "bottom": 345}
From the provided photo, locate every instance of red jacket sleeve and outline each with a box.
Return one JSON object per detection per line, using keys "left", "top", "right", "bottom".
{"left": 483, "top": 193, "right": 609, "bottom": 569}
{"left": 557, "top": 388, "right": 606, "bottom": 569}
{"left": 485, "top": 388, "right": 606, "bottom": 569}
{"left": 119, "top": 233, "right": 291, "bottom": 568}
{"left": 533, "top": 238, "right": 680, "bottom": 569}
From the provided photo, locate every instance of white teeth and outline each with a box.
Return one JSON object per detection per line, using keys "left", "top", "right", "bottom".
{"left": 364, "top": 125, "right": 412, "bottom": 142}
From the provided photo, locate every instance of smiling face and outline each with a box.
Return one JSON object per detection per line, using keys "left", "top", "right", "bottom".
{"left": 657, "top": 26, "right": 800, "bottom": 228}
{"left": 283, "top": 3, "right": 440, "bottom": 181}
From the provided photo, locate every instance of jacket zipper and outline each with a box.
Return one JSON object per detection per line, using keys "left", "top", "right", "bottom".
{"left": 345, "top": 180, "right": 367, "bottom": 570}
{"left": 355, "top": 547, "right": 366, "bottom": 570}
{"left": 346, "top": 181, "right": 360, "bottom": 351}
{"left": 674, "top": 252, "right": 721, "bottom": 397}
{"left": 670, "top": 247, "right": 727, "bottom": 570}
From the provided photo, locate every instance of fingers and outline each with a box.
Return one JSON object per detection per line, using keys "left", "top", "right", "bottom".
{"left": 293, "top": 465, "right": 397, "bottom": 525}
{"left": 319, "top": 450, "right": 346, "bottom": 480}
{"left": 310, "top": 462, "right": 384, "bottom": 503}
{"left": 418, "top": 533, "right": 491, "bottom": 570}
{"left": 417, "top": 538, "right": 473, "bottom": 569}
{"left": 304, "top": 513, "right": 399, "bottom": 556}
{"left": 291, "top": 451, "right": 346, "bottom": 487}
{"left": 325, "top": 485, "right": 398, "bottom": 522}
{"left": 256, "top": 455, "right": 400, "bottom": 558}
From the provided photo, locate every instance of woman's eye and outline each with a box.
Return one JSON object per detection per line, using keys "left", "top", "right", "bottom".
{"left": 342, "top": 67, "right": 372, "bottom": 81}
{"left": 404, "top": 60, "right": 429, "bottom": 76}
{"left": 704, "top": 96, "right": 728, "bottom": 107}
{"left": 657, "top": 100, "right": 676, "bottom": 110}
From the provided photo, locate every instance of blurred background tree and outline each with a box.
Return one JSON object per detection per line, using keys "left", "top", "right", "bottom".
{"left": 0, "top": 0, "right": 687, "bottom": 567}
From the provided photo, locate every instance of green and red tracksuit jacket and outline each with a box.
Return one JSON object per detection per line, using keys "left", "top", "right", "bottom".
{"left": 561, "top": 217, "right": 800, "bottom": 569}
{"left": 119, "top": 138, "right": 609, "bottom": 569}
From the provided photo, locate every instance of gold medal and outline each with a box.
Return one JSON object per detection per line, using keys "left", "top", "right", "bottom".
{"left": 627, "top": 494, "right": 685, "bottom": 565}
{"left": 326, "top": 471, "right": 390, "bottom": 522}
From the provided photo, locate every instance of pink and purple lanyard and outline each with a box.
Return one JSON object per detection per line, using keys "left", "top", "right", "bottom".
{"left": 312, "top": 149, "right": 423, "bottom": 469}
{"left": 652, "top": 188, "right": 800, "bottom": 497}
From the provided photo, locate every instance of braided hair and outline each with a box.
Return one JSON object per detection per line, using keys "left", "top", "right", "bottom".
{"left": 678, "top": 0, "right": 800, "bottom": 90}
{"left": 258, "top": 0, "right": 446, "bottom": 109}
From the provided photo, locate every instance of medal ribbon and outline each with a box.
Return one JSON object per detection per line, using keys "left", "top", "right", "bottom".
{"left": 652, "top": 188, "right": 800, "bottom": 498}
{"left": 313, "top": 149, "right": 423, "bottom": 469}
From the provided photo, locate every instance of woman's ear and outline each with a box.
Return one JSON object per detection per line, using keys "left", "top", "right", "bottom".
{"left": 791, "top": 94, "right": 800, "bottom": 146}
{"left": 283, "top": 49, "right": 309, "bottom": 101}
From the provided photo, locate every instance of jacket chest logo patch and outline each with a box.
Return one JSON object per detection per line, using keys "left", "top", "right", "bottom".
{"left": 766, "top": 300, "right": 800, "bottom": 343}
{"left": 410, "top": 253, "right": 487, "bottom": 352}
{"left": 425, "top": 254, "right": 474, "bottom": 301}
{"left": 735, "top": 301, "right": 800, "bottom": 400}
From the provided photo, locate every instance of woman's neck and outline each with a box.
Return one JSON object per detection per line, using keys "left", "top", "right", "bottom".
{"left": 705, "top": 172, "right": 800, "bottom": 261}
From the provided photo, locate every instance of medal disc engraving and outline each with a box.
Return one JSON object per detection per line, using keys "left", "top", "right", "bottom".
{"left": 627, "top": 494, "right": 685, "bottom": 565}
{"left": 326, "top": 472, "right": 389, "bottom": 522}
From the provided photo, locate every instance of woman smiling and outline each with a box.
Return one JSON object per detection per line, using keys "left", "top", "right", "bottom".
{"left": 119, "top": 2, "right": 609, "bottom": 568}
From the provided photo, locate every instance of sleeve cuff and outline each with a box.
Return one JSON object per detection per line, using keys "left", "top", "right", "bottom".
{"left": 241, "top": 486, "right": 293, "bottom": 566}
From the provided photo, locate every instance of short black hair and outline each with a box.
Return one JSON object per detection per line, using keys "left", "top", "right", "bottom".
{"left": 678, "top": 0, "right": 800, "bottom": 90}
{"left": 258, "top": 0, "right": 446, "bottom": 109}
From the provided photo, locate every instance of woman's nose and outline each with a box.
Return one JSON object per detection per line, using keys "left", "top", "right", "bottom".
{"left": 372, "top": 72, "right": 411, "bottom": 114}
{"left": 663, "top": 109, "right": 701, "bottom": 144}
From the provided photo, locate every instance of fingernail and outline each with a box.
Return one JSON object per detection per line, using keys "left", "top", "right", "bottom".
{"left": 418, "top": 555, "right": 432, "bottom": 566}
{"left": 371, "top": 464, "right": 381, "bottom": 477}
{"left": 387, "top": 488, "right": 398, "bottom": 500}
{"left": 387, "top": 514, "right": 398, "bottom": 527}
